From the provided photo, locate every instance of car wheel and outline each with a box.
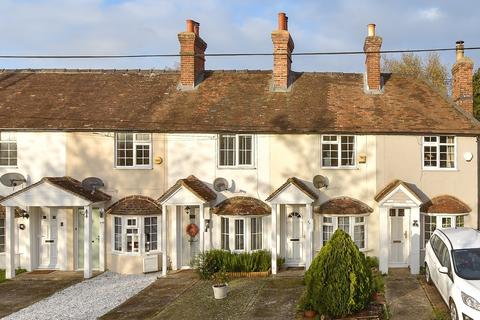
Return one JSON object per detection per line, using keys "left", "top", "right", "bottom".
{"left": 425, "top": 264, "right": 432, "bottom": 284}
{"left": 450, "top": 300, "right": 458, "bottom": 320}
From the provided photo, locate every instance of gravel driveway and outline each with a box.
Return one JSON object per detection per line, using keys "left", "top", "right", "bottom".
{"left": 4, "top": 271, "right": 159, "bottom": 320}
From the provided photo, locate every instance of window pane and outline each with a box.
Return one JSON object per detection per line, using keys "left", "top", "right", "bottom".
{"left": 250, "top": 217, "right": 262, "bottom": 250}
{"left": 0, "top": 142, "right": 17, "bottom": 167}
{"left": 219, "top": 135, "right": 236, "bottom": 166}
{"left": 456, "top": 215, "right": 464, "bottom": 227}
{"left": 354, "top": 224, "right": 365, "bottom": 249}
{"left": 114, "top": 217, "right": 122, "bottom": 251}
{"left": 424, "top": 145, "right": 437, "bottom": 167}
{"left": 116, "top": 133, "right": 134, "bottom": 167}
{"left": 441, "top": 217, "right": 452, "bottom": 228}
{"left": 338, "top": 217, "right": 350, "bottom": 234}
{"left": 234, "top": 220, "right": 244, "bottom": 250}
{"left": 340, "top": 136, "right": 355, "bottom": 166}
{"left": 221, "top": 217, "right": 229, "bottom": 250}
{"left": 322, "top": 225, "right": 333, "bottom": 245}
{"left": 238, "top": 135, "right": 253, "bottom": 166}
{"left": 322, "top": 141, "right": 338, "bottom": 167}
{"left": 144, "top": 216, "right": 158, "bottom": 252}
{"left": 424, "top": 215, "right": 436, "bottom": 247}
{"left": 135, "top": 144, "right": 150, "bottom": 166}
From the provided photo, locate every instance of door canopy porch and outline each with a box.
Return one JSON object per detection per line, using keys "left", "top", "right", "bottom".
{"left": 212, "top": 196, "right": 270, "bottom": 216}
{"left": 0, "top": 176, "right": 111, "bottom": 208}
{"left": 158, "top": 175, "right": 216, "bottom": 205}
{"left": 420, "top": 195, "right": 471, "bottom": 214}
{"left": 315, "top": 197, "right": 373, "bottom": 215}
{"left": 374, "top": 179, "right": 423, "bottom": 207}
{"left": 266, "top": 177, "right": 318, "bottom": 204}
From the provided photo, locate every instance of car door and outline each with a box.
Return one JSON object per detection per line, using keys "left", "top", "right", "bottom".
{"left": 428, "top": 235, "right": 441, "bottom": 284}
{"left": 437, "top": 242, "right": 454, "bottom": 302}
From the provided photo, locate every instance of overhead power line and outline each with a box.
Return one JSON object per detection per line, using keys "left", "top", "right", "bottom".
{"left": 0, "top": 46, "right": 479, "bottom": 59}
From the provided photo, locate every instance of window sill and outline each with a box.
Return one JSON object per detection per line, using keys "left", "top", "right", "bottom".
{"left": 114, "top": 166, "right": 153, "bottom": 170}
{"left": 321, "top": 166, "right": 359, "bottom": 170}
{"left": 217, "top": 166, "right": 257, "bottom": 170}
{"left": 0, "top": 166, "right": 19, "bottom": 169}
{"left": 111, "top": 251, "right": 161, "bottom": 256}
{"left": 422, "top": 168, "right": 458, "bottom": 172}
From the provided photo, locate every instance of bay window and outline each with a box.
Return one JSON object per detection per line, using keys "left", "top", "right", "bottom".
{"left": 112, "top": 215, "right": 161, "bottom": 254}
{"left": 321, "top": 135, "right": 356, "bottom": 168}
{"left": 219, "top": 216, "right": 263, "bottom": 251}
{"left": 218, "top": 134, "right": 254, "bottom": 167}
{"left": 422, "top": 214, "right": 466, "bottom": 247}
{"left": 321, "top": 216, "right": 367, "bottom": 250}
{"left": 115, "top": 133, "right": 152, "bottom": 169}
{"left": 422, "top": 136, "right": 456, "bottom": 169}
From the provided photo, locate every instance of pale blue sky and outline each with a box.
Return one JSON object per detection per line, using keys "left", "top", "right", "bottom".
{"left": 0, "top": 0, "right": 478, "bottom": 72}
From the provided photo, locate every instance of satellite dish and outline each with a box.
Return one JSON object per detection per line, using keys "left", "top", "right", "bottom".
{"left": 213, "top": 177, "right": 229, "bottom": 192}
{"left": 0, "top": 172, "right": 26, "bottom": 187}
{"left": 81, "top": 177, "right": 104, "bottom": 194}
{"left": 313, "top": 175, "right": 328, "bottom": 189}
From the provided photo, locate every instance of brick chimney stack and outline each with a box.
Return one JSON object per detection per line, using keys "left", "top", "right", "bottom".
{"left": 178, "top": 19, "right": 207, "bottom": 90}
{"left": 452, "top": 40, "right": 474, "bottom": 114}
{"left": 363, "top": 24, "right": 383, "bottom": 92}
{"left": 271, "top": 12, "right": 295, "bottom": 91}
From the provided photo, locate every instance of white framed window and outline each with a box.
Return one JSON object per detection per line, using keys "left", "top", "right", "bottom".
{"left": 115, "top": 133, "right": 152, "bottom": 169}
{"left": 144, "top": 217, "right": 158, "bottom": 252}
{"left": 234, "top": 219, "right": 245, "bottom": 251}
{"left": 221, "top": 217, "right": 229, "bottom": 250}
{"left": 0, "top": 217, "right": 5, "bottom": 253}
{"left": 218, "top": 134, "right": 254, "bottom": 168}
{"left": 321, "top": 135, "right": 356, "bottom": 168}
{"left": 421, "top": 214, "right": 466, "bottom": 248}
{"left": 250, "top": 217, "right": 263, "bottom": 251}
{"left": 114, "top": 217, "right": 122, "bottom": 251}
{"left": 112, "top": 215, "right": 161, "bottom": 254}
{"left": 422, "top": 136, "right": 456, "bottom": 170}
{"left": 0, "top": 132, "right": 17, "bottom": 167}
{"left": 321, "top": 215, "right": 367, "bottom": 250}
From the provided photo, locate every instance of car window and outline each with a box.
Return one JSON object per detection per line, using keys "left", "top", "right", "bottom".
{"left": 429, "top": 235, "right": 438, "bottom": 251}
{"left": 452, "top": 248, "right": 480, "bottom": 280}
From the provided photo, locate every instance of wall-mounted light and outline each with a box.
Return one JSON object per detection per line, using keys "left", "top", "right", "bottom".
{"left": 184, "top": 206, "right": 191, "bottom": 215}
{"left": 413, "top": 220, "right": 419, "bottom": 227}
{"left": 204, "top": 219, "right": 211, "bottom": 232}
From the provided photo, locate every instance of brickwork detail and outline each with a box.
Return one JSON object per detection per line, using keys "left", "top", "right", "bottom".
{"left": 363, "top": 36, "right": 383, "bottom": 91}
{"left": 271, "top": 30, "right": 294, "bottom": 90}
{"left": 178, "top": 32, "right": 207, "bottom": 88}
{"left": 452, "top": 58, "right": 474, "bottom": 114}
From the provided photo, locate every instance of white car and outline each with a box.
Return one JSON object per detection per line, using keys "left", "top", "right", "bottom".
{"left": 424, "top": 228, "right": 480, "bottom": 320}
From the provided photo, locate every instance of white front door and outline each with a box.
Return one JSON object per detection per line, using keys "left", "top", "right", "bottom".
{"left": 286, "top": 209, "right": 304, "bottom": 265}
{"left": 389, "top": 208, "right": 409, "bottom": 267}
{"left": 39, "top": 210, "right": 58, "bottom": 269}
{"left": 76, "top": 208, "right": 100, "bottom": 270}
{"left": 180, "top": 206, "right": 200, "bottom": 268}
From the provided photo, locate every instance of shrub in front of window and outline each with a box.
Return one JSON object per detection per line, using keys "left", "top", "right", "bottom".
{"left": 193, "top": 249, "right": 283, "bottom": 279}
{"left": 304, "top": 229, "right": 373, "bottom": 317}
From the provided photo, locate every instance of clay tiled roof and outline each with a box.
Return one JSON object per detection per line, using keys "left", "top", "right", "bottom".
{"left": 421, "top": 195, "right": 471, "bottom": 214}
{"left": 374, "top": 179, "right": 422, "bottom": 202}
{"left": 0, "top": 70, "right": 479, "bottom": 134}
{"left": 266, "top": 177, "right": 318, "bottom": 202}
{"left": 158, "top": 175, "right": 217, "bottom": 203}
{"left": 212, "top": 196, "right": 271, "bottom": 216}
{"left": 315, "top": 197, "right": 373, "bottom": 215}
{"left": 106, "top": 195, "right": 162, "bottom": 216}
{"left": 0, "top": 176, "right": 111, "bottom": 204}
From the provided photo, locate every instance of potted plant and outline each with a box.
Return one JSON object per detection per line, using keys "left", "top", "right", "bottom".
{"left": 299, "top": 293, "right": 317, "bottom": 319}
{"left": 212, "top": 270, "right": 229, "bottom": 299}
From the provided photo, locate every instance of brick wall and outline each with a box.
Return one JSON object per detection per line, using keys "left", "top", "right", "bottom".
{"left": 363, "top": 36, "right": 383, "bottom": 91}
{"left": 452, "top": 58, "right": 474, "bottom": 114}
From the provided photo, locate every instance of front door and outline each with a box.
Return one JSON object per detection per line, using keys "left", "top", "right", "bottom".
{"left": 389, "top": 208, "right": 409, "bottom": 267}
{"left": 76, "top": 208, "right": 100, "bottom": 270}
{"left": 286, "top": 210, "right": 304, "bottom": 265}
{"left": 181, "top": 206, "right": 200, "bottom": 267}
{"left": 39, "top": 210, "right": 58, "bottom": 269}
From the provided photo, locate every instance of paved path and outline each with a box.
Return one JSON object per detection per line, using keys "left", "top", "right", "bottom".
{"left": 5, "top": 271, "right": 158, "bottom": 320}
{"left": 100, "top": 270, "right": 199, "bottom": 320}
{"left": 0, "top": 271, "right": 84, "bottom": 318}
{"left": 386, "top": 268, "right": 433, "bottom": 320}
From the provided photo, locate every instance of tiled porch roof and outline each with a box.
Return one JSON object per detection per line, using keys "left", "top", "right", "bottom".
{"left": 0, "top": 196, "right": 23, "bottom": 218}
{"left": 212, "top": 196, "right": 271, "bottom": 216}
{"left": 0, "top": 176, "right": 111, "bottom": 204}
{"left": 315, "top": 197, "right": 373, "bottom": 215}
{"left": 420, "top": 195, "right": 471, "bottom": 214}
{"left": 106, "top": 195, "right": 162, "bottom": 216}
{"left": 265, "top": 177, "right": 318, "bottom": 202}
{"left": 157, "top": 175, "right": 217, "bottom": 203}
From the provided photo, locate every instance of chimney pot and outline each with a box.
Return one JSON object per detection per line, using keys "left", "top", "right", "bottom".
{"left": 367, "top": 24, "right": 376, "bottom": 37}
{"left": 278, "top": 12, "right": 287, "bottom": 31}
{"left": 456, "top": 40, "right": 465, "bottom": 61}
{"left": 186, "top": 19, "right": 194, "bottom": 33}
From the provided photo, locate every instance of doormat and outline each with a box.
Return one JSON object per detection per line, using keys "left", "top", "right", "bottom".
{"left": 286, "top": 267, "right": 304, "bottom": 271}
{"left": 28, "top": 269, "right": 56, "bottom": 275}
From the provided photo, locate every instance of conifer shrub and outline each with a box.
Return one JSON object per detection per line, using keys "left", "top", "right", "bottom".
{"left": 304, "top": 229, "right": 373, "bottom": 317}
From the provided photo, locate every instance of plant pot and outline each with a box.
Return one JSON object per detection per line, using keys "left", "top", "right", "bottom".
{"left": 212, "top": 284, "right": 228, "bottom": 299}
{"left": 303, "top": 310, "right": 317, "bottom": 318}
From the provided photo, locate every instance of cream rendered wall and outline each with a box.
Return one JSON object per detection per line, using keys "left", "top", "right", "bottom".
{"left": 66, "top": 132, "right": 167, "bottom": 202}
{"left": 376, "top": 135, "right": 478, "bottom": 229}
{"left": 0, "top": 132, "right": 67, "bottom": 196}
{"left": 270, "top": 134, "right": 378, "bottom": 255}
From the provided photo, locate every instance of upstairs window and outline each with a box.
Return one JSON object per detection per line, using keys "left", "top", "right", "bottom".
{"left": 0, "top": 132, "right": 17, "bottom": 167}
{"left": 321, "top": 135, "right": 355, "bottom": 168}
{"left": 218, "top": 134, "right": 254, "bottom": 167}
{"left": 423, "top": 136, "right": 455, "bottom": 169}
{"left": 115, "top": 133, "right": 152, "bottom": 169}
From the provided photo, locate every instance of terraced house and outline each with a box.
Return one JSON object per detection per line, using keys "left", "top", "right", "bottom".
{"left": 0, "top": 13, "right": 477, "bottom": 280}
